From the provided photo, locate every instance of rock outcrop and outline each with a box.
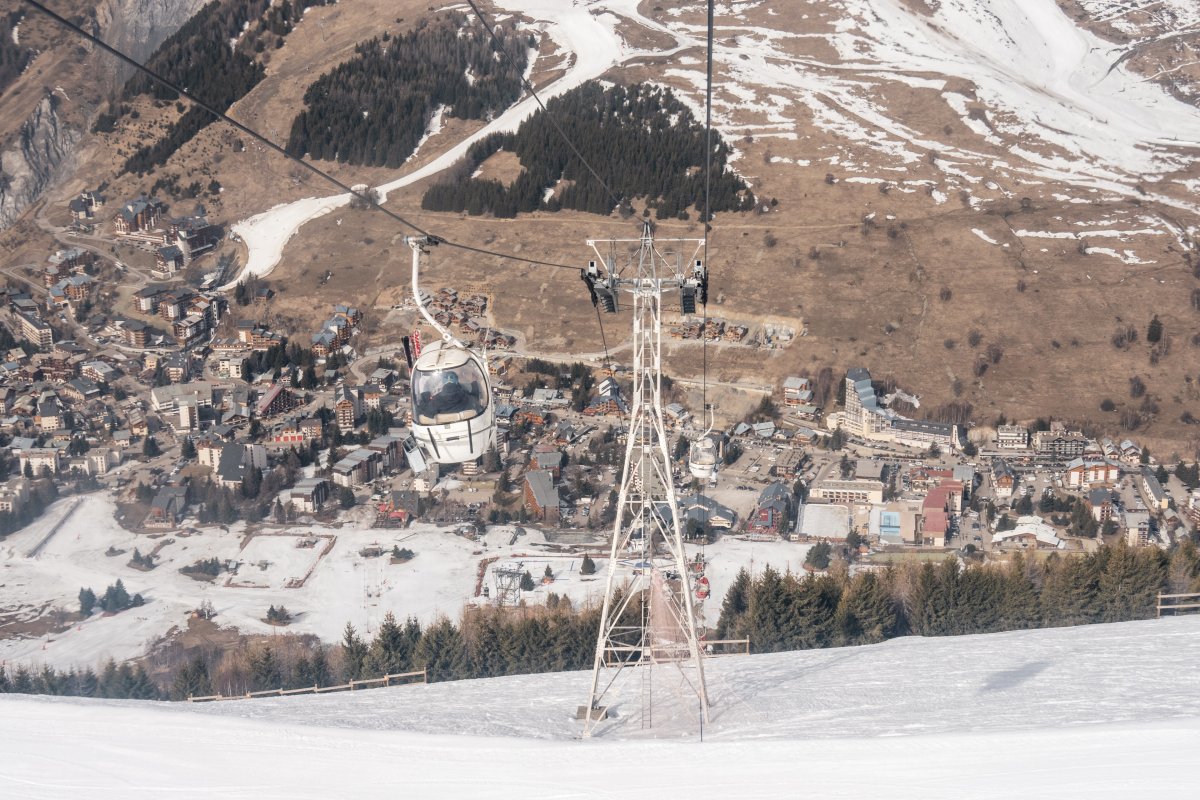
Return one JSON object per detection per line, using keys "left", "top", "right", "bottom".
{"left": 0, "top": 0, "right": 207, "bottom": 230}
{"left": 0, "top": 93, "right": 78, "bottom": 228}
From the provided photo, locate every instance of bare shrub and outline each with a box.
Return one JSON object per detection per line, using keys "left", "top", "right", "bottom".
{"left": 967, "top": 330, "right": 982, "bottom": 348}
{"left": 1112, "top": 326, "right": 1138, "bottom": 350}
{"left": 1129, "top": 376, "right": 1146, "bottom": 398}
{"left": 939, "top": 286, "right": 952, "bottom": 302}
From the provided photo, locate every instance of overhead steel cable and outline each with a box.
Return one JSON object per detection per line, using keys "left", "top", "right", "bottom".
{"left": 695, "top": 0, "right": 717, "bottom": 499}
{"left": 462, "top": 0, "right": 624, "bottom": 375}
{"left": 463, "top": 0, "right": 624, "bottom": 212}
{"left": 701, "top": 0, "right": 716, "bottom": 423}
{"left": 20, "top": 0, "right": 584, "bottom": 274}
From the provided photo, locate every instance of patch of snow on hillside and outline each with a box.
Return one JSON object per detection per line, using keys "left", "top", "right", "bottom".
{"left": 404, "top": 105, "right": 446, "bottom": 165}
{"left": 1085, "top": 247, "right": 1156, "bottom": 264}
{"left": 971, "top": 228, "right": 999, "bottom": 245}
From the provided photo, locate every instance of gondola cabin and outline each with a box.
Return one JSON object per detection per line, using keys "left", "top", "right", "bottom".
{"left": 688, "top": 435, "right": 718, "bottom": 481}
{"left": 410, "top": 340, "right": 495, "bottom": 464}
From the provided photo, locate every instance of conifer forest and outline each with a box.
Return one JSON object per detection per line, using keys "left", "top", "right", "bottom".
{"left": 421, "top": 81, "right": 756, "bottom": 219}
{"left": 285, "top": 12, "right": 534, "bottom": 168}
{"left": 4, "top": 541, "right": 1197, "bottom": 700}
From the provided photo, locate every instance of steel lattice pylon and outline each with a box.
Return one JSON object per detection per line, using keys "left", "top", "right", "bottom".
{"left": 579, "top": 222, "right": 709, "bottom": 736}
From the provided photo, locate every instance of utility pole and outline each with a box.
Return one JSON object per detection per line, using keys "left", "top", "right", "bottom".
{"left": 578, "top": 221, "right": 709, "bottom": 736}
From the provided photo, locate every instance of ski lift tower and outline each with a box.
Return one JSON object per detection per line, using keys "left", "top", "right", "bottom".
{"left": 578, "top": 221, "right": 709, "bottom": 736}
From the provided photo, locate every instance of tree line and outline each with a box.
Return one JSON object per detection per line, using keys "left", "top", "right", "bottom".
{"left": 118, "top": 0, "right": 333, "bottom": 175}
{"left": 716, "top": 542, "right": 1200, "bottom": 651}
{"left": 421, "top": 81, "right": 756, "bottom": 219}
{"left": 286, "top": 12, "right": 533, "bottom": 168}
{"left": 5, "top": 541, "right": 1198, "bottom": 700}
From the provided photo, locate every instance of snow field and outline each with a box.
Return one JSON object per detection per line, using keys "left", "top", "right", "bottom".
{"left": 3, "top": 616, "right": 1200, "bottom": 798}
{"left": 0, "top": 494, "right": 812, "bottom": 669}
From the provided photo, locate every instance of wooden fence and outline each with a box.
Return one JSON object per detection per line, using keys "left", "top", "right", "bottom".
{"left": 1157, "top": 592, "right": 1200, "bottom": 618}
{"left": 704, "top": 638, "right": 751, "bottom": 656}
{"left": 188, "top": 669, "right": 427, "bottom": 702}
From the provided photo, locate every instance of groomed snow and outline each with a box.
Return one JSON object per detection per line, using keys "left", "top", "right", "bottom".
{"left": 3, "top": 616, "right": 1199, "bottom": 798}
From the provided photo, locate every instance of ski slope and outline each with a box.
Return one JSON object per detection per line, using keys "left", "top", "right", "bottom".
{"left": 3, "top": 616, "right": 1199, "bottom": 798}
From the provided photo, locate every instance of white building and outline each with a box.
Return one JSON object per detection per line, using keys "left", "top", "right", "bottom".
{"left": 996, "top": 425, "right": 1029, "bottom": 450}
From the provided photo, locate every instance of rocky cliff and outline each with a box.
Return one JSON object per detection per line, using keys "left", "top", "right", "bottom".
{"left": 0, "top": 93, "right": 77, "bottom": 229}
{"left": 0, "top": 0, "right": 207, "bottom": 229}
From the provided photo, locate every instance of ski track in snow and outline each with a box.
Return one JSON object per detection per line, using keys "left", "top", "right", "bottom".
{"left": 2, "top": 616, "right": 1200, "bottom": 798}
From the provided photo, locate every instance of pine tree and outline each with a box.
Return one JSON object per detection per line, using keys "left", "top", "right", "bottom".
{"left": 520, "top": 570, "right": 535, "bottom": 592}
{"left": 743, "top": 566, "right": 789, "bottom": 653}
{"left": 835, "top": 570, "right": 897, "bottom": 645}
{"left": 997, "top": 553, "right": 1042, "bottom": 630}
{"left": 1099, "top": 543, "right": 1166, "bottom": 622}
{"left": 341, "top": 623, "right": 368, "bottom": 681}
{"left": 365, "top": 613, "right": 413, "bottom": 676}
{"left": 413, "top": 617, "right": 465, "bottom": 682}
{"left": 716, "top": 567, "right": 751, "bottom": 639}
{"left": 1040, "top": 553, "right": 1101, "bottom": 626}
{"left": 580, "top": 554, "right": 596, "bottom": 575}
{"left": 78, "top": 587, "right": 96, "bottom": 616}
{"left": 249, "top": 645, "right": 283, "bottom": 691}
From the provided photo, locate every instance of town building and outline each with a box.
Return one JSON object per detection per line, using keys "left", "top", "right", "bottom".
{"left": 993, "top": 516, "right": 1064, "bottom": 550}
{"left": 996, "top": 425, "right": 1029, "bottom": 450}
{"left": 1140, "top": 467, "right": 1168, "bottom": 512}
{"left": 289, "top": 478, "right": 330, "bottom": 514}
{"left": 1032, "top": 427, "right": 1087, "bottom": 460}
{"left": 992, "top": 459, "right": 1017, "bottom": 499}
{"left": 1065, "top": 458, "right": 1120, "bottom": 489}
{"left": 811, "top": 478, "right": 884, "bottom": 505}
{"left": 524, "top": 470, "right": 561, "bottom": 524}
{"left": 829, "top": 367, "right": 961, "bottom": 450}
{"left": 15, "top": 313, "right": 53, "bottom": 349}
{"left": 1123, "top": 510, "right": 1152, "bottom": 547}
{"left": 748, "top": 482, "right": 792, "bottom": 539}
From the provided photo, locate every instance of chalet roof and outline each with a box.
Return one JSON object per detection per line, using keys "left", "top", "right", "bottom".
{"left": 525, "top": 469, "right": 559, "bottom": 509}
{"left": 783, "top": 376, "right": 810, "bottom": 391}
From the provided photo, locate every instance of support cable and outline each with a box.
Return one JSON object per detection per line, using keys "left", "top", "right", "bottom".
{"left": 463, "top": 0, "right": 624, "bottom": 211}
{"left": 699, "top": 0, "right": 716, "bottom": 502}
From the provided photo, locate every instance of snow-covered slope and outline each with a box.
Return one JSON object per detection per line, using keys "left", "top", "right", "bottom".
{"left": 3, "top": 616, "right": 1200, "bottom": 798}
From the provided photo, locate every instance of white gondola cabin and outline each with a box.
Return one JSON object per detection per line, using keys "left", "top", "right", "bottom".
{"left": 405, "top": 236, "right": 496, "bottom": 466}
{"left": 410, "top": 340, "right": 494, "bottom": 463}
{"left": 688, "top": 434, "right": 718, "bottom": 481}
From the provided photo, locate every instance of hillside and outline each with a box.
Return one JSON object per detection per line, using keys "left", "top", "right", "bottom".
{"left": 3, "top": 0, "right": 1200, "bottom": 446}
{"left": 3, "top": 615, "right": 1199, "bottom": 797}
{"left": 213, "top": 0, "right": 1200, "bottom": 448}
